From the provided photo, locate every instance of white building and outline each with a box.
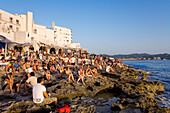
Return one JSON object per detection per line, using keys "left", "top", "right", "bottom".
{"left": 0, "top": 9, "right": 80, "bottom": 52}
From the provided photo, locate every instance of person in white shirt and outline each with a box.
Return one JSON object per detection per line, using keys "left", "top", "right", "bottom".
{"left": 71, "top": 55, "right": 76, "bottom": 65}
{"left": 106, "top": 64, "right": 114, "bottom": 73}
{"left": 33, "top": 77, "right": 57, "bottom": 106}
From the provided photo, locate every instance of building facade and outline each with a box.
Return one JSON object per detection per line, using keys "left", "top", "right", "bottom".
{"left": 0, "top": 9, "right": 80, "bottom": 51}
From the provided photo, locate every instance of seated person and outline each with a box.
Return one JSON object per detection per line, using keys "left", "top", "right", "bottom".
{"left": 33, "top": 77, "right": 57, "bottom": 106}
{"left": 13, "top": 60, "right": 21, "bottom": 74}
{"left": 56, "top": 65, "right": 64, "bottom": 78}
{"left": 106, "top": 64, "right": 114, "bottom": 73}
{"left": 43, "top": 64, "right": 48, "bottom": 70}
{"left": 91, "top": 67, "right": 98, "bottom": 76}
{"left": 50, "top": 64, "right": 57, "bottom": 74}
{"left": 23, "top": 72, "right": 37, "bottom": 95}
{"left": 85, "top": 65, "right": 92, "bottom": 76}
{"left": 0, "top": 58, "right": 8, "bottom": 72}
{"left": 38, "top": 62, "right": 43, "bottom": 71}
{"left": 117, "top": 62, "right": 124, "bottom": 68}
{"left": 44, "top": 70, "right": 52, "bottom": 81}
{"left": 97, "top": 63, "right": 103, "bottom": 70}
{"left": 33, "top": 60, "right": 39, "bottom": 71}
{"left": 77, "top": 68, "right": 85, "bottom": 85}
{"left": 7, "top": 59, "right": 14, "bottom": 72}
{"left": 85, "top": 65, "right": 97, "bottom": 76}
{"left": 16, "top": 72, "right": 29, "bottom": 93}
{"left": 65, "top": 67, "right": 75, "bottom": 83}
{"left": 2, "top": 73, "right": 13, "bottom": 93}
{"left": 23, "top": 61, "right": 31, "bottom": 70}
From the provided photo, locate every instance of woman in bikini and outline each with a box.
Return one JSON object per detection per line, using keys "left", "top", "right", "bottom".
{"left": 65, "top": 67, "right": 75, "bottom": 83}
{"left": 77, "top": 68, "right": 85, "bottom": 85}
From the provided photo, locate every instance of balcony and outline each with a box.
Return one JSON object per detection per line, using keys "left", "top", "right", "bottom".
{"left": 0, "top": 17, "right": 20, "bottom": 26}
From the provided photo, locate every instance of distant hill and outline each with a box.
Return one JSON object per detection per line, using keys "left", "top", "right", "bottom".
{"left": 108, "top": 53, "right": 170, "bottom": 59}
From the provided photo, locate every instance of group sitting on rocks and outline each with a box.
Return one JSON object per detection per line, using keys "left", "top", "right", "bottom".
{"left": 0, "top": 49, "right": 126, "bottom": 107}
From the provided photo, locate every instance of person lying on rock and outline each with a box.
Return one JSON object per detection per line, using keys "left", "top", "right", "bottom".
{"left": 2, "top": 73, "right": 14, "bottom": 93}
{"left": 23, "top": 72, "right": 37, "bottom": 95}
{"left": 33, "top": 77, "right": 57, "bottom": 106}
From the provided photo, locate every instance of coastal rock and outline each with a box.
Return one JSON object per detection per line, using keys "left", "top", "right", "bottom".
{"left": 48, "top": 76, "right": 115, "bottom": 99}
{"left": 7, "top": 101, "right": 52, "bottom": 113}
{"left": 71, "top": 105, "right": 95, "bottom": 113}
{"left": 111, "top": 103, "right": 124, "bottom": 111}
{"left": 0, "top": 67, "right": 169, "bottom": 113}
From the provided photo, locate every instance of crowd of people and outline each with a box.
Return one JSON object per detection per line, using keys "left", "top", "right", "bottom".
{"left": 0, "top": 48, "right": 125, "bottom": 107}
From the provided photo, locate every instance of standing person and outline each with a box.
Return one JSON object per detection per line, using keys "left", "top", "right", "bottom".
{"left": 71, "top": 55, "right": 76, "bottom": 65}
{"left": 33, "top": 77, "right": 57, "bottom": 106}
{"left": 17, "top": 52, "right": 22, "bottom": 63}
{"left": 39, "top": 51, "right": 43, "bottom": 60}
{"left": 1, "top": 47, "right": 5, "bottom": 54}
{"left": 14, "top": 49, "right": 19, "bottom": 58}
{"left": 97, "top": 56, "right": 100, "bottom": 63}
{"left": 77, "top": 68, "right": 85, "bottom": 85}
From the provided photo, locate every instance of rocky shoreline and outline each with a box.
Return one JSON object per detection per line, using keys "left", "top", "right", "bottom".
{"left": 0, "top": 67, "right": 170, "bottom": 113}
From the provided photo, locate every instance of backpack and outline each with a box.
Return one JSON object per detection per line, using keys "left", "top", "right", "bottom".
{"left": 56, "top": 104, "right": 71, "bottom": 113}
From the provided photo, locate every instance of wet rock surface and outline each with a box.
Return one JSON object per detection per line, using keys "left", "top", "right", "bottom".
{"left": 0, "top": 68, "right": 170, "bottom": 113}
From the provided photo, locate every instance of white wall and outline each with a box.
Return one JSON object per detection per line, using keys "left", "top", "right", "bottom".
{"left": 70, "top": 43, "right": 81, "bottom": 48}
{"left": 0, "top": 9, "right": 81, "bottom": 51}
{"left": 53, "top": 25, "right": 72, "bottom": 47}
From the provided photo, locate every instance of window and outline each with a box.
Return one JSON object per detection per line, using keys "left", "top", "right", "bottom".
{"left": 31, "top": 37, "right": 34, "bottom": 41}
{"left": 16, "top": 20, "right": 19, "bottom": 24}
{"left": 34, "top": 29, "right": 37, "bottom": 34}
{"left": 9, "top": 25, "right": 13, "bottom": 30}
{"left": 16, "top": 27, "right": 19, "bottom": 32}
{"left": 9, "top": 17, "right": 13, "bottom": 23}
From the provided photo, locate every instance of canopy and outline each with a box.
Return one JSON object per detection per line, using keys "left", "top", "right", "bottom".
{"left": 0, "top": 39, "right": 12, "bottom": 43}
{"left": 22, "top": 43, "right": 32, "bottom": 46}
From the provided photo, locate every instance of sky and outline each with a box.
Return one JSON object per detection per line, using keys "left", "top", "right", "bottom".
{"left": 1, "top": 0, "right": 170, "bottom": 55}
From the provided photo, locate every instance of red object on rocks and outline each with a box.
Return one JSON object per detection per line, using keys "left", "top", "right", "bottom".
{"left": 56, "top": 104, "right": 71, "bottom": 113}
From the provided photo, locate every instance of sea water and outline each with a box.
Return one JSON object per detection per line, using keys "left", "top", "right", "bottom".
{"left": 122, "top": 60, "right": 170, "bottom": 108}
